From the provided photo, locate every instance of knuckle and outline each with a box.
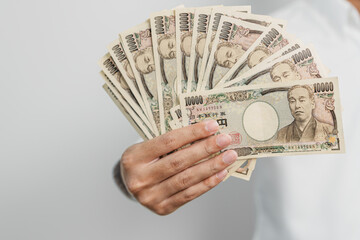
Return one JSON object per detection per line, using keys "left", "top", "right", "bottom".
{"left": 137, "top": 193, "right": 156, "bottom": 207}
{"left": 161, "top": 134, "right": 177, "bottom": 150}
{"left": 176, "top": 171, "right": 192, "bottom": 189}
{"left": 203, "top": 177, "right": 217, "bottom": 190}
{"left": 153, "top": 202, "right": 172, "bottom": 216}
{"left": 190, "top": 125, "right": 202, "bottom": 138}
{"left": 208, "top": 159, "right": 219, "bottom": 175}
{"left": 169, "top": 158, "right": 184, "bottom": 172}
{"left": 182, "top": 191, "right": 197, "bottom": 203}
{"left": 126, "top": 178, "right": 146, "bottom": 194}
{"left": 121, "top": 149, "right": 135, "bottom": 170}
{"left": 203, "top": 139, "right": 216, "bottom": 156}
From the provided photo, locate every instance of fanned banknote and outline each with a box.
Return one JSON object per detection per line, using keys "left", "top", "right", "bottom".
{"left": 222, "top": 46, "right": 328, "bottom": 88}
{"left": 214, "top": 24, "right": 294, "bottom": 88}
{"left": 101, "top": 72, "right": 154, "bottom": 140}
{"left": 150, "top": 10, "right": 178, "bottom": 134}
{"left": 200, "top": 16, "right": 266, "bottom": 90}
{"left": 98, "top": 53, "right": 154, "bottom": 133}
{"left": 197, "top": 6, "right": 252, "bottom": 90}
{"left": 175, "top": 7, "right": 195, "bottom": 95}
{"left": 181, "top": 77, "right": 345, "bottom": 159}
{"left": 107, "top": 39, "right": 148, "bottom": 117}
{"left": 187, "top": 6, "right": 216, "bottom": 93}
{"left": 120, "top": 20, "right": 160, "bottom": 136}
{"left": 98, "top": 4, "right": 344, "bottom": 182}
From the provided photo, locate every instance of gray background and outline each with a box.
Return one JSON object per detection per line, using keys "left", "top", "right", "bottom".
{"left": 0, "top": 1, "right": 295, "bottom": 239}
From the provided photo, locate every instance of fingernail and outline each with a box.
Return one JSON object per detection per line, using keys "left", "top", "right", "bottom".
{"left": 222, "top": 150, "right": 237, "bottom": 165}
{"left": 216, "top": 134, "right": 231, "bottom": 148}
{"left": 204, "top": 120, "right": 219, "bottom": 133}
{"left": 216, "top": 169, "right": 228, "bottom": 180}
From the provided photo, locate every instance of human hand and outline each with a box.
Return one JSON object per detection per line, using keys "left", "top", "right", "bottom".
{"left": 120, "top": 120, "right": 238, "bottom": 215}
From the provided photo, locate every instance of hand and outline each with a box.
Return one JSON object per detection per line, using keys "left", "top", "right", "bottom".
{"left": 120, "top": 120, "right": 238, "bottom": 215}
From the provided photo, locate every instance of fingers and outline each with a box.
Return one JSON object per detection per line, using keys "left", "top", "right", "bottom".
{"left": 136, "top": 120, "right": 219, "bottom": 162}
{"left": 154, "top": 168, "right": 229, "bottom": 215}
{"left": 146, "top": 133, "right": 232, "bottom": 183}
{"left": 153, "top": 150, "right": 238, "bottom": 200}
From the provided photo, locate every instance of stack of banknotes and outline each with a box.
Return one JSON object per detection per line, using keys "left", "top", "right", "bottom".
{"left": 98, "top": 5, "right": 345, "bottom": 181}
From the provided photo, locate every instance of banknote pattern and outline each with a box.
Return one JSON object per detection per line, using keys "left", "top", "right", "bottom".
{"left": 120, "top": 20, "right": 160, "bottom": 136}
{"left": 180, "top": 78, "right": 345, "bottom": 159}
{"left": 107, "top": 39, "right": 147, "bottom": 115}
{"left": 151, "top": 10, "right": 178, "bottom": 134}
{"left": 197, "top": 6, "right": 251, "bottom": 91}
{"left": 98, "top": 53, "right": 154, "bottom": 132}
{"left": 176, "top": 8, "right": 195, "bottom": 95}
{"left": 201, "top": 16, "right": 266, "bottom": 90}
{"left": 215, "top": 24, "right": 293, "bottom": 87}
{"left": 223, "top": 46, "right": 328, "bottom": 88}
{"left": 187, "top": 7, "right": 216, "bottom": 93}
{"left": 101, "top": 72, "right": 154, "bottom": 140}
{"left": 98, "top": 5, "right": 344, "bottom": 182}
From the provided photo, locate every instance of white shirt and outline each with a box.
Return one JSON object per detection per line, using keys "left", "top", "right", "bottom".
{"left": 253, "top": 0, "right": 360, "bottom": 239}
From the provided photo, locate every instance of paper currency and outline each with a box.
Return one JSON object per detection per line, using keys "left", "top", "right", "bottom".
{"left": 222, "top": 46, "right": 328, "bottom": 88}
{"left": 98, "top": 4, "right": 344, "bottom": 182}
{"left": 101, "top": 72, "right": 154, "bottom": 140}
{"left": 215, "top": 24, "right": 293, "bottom": 88}
{"left": 181, "top": 77, "right": 345, "bottom": 159}
{"left": 200, "top": 16, "right": 266, "bottom": 90}
{"left": 187, "top": 7, "right": 215, "bottom": 93}
{"left": 107, "top": 39, "right": 147, "bottom": 116}
{"left": 120, "top": 20, "right": 160, "bottom": 136}
{"left": 98, "top": 53, "right": 154, "bottom": 132}
{"left": 197, "top": 6, "right": 252, "bottom": 90}
{"left": 175, "top": 8, "right": 195, "bottom": 95}
{"left": 150, "top": 10, "right": 178, "bottom": 134}
{"left": 169, "top": 105, "right": 182, "bottom": 125}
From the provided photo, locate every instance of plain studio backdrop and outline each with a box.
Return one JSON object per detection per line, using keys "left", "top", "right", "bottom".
{"left": 0, "top": 0, "right": 297, "bottom": 239}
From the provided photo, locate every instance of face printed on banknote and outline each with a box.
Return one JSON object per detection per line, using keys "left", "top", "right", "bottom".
{"left": 176, "top": 8, "right": 195, "bottom": 94}
{"left": 180, "top": 77, "right": 344, "bottom": 159}
{"left": 151, "top": 10, "right": 178, "bottom": 134}
{"left": 197, "top": 6, "right": 251, "bottom": 91}
{"left": 223, "top": 46, "right": 328, "bottom": 88}
{"left": 98, "top": 53, "right": 154, "bottom": 133}
{"left": 107, "top": 39, "right": 148, "bottom": 115}
{"left": 120, "top": 20, "right": 160, "bottom": 136}
{"left": 201, "top": 16, "right": 265, "bottom": 90}
{"left": 215, "top": 24, "right": 293, "bottom": 88}
{"left": 187, "top": 7, "right": 213, "bottom": 93}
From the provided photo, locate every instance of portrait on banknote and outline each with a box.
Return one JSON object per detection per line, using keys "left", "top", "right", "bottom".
{"left": 247, "top": 46, "right": 272, "bottom": 69}
{"left": 276, "top": 85, "right": 334, "bottom": 143}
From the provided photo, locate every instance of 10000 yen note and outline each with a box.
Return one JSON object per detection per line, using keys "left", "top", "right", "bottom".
{"left": 200, "top": 11, "right": 288, "bottom": 90}
{"left": 98, "top": 53, "right": 154, "bottom": 133}
{"left": 101, "top": 73, "right": 154, "bottom": 140}
{"left": 150, "top": 10, "right": 178, "bottom": 134}
{"left": 215, "top": 24, "right": 293, "bottom": 88}
{"left": 261, "top": 40, "right": 303, "bottom": 66}
{"left": 120, "top": 20, "right": 160, "bottom": 136}
{"left": 175, "top": 8, "right": 195, "bottom": 95}
{"left": 187, "top": 7, "right": 215, "bottom": 93}
{"left": 107, "top": 39, "right": 147, "bottom": 117}
{"left": 198, "top": 6, "right": 251, "bottom": 90}
{"left": 170, "top": 105, "right": 182, "bottom": 126}
{"left": 200, "top": 16, "right": 266, "bottom": 90}
{"left": 222, "top": 46, "right": 328, "bottom": 88}
{"left": 181, "top": 77, "right": 345, "bottom": 159}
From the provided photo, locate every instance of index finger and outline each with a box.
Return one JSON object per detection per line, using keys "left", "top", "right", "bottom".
{"left": 136, "top": 120, "right": 219, "bottom": 162}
